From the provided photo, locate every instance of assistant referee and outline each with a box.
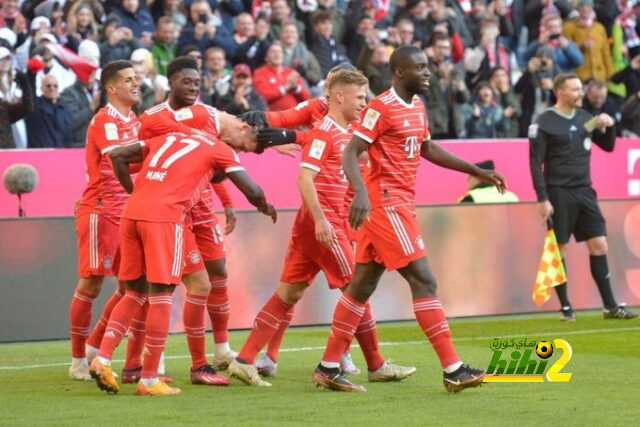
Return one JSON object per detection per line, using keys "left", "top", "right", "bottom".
{"left": 528, "top": 73, "right": 637, "bottom": 321}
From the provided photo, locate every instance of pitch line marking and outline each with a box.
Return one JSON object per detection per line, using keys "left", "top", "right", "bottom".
{"left": 0, "top": 326, "right": 638, "bottom": 370}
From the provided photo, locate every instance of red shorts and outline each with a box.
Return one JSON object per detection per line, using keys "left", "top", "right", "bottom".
{"left": 75, "top": 212, "right": 120, "bottom": 278}
{"left": 193, "top": 220, "right": 226, "bottom": 262}
{"left": 118, "top": 218, "right": 185, "bottom": 285}
{"left": 280, "top": 229, "right": 353, "bottom": 289}
{"left": 182, "top": 227, "right": 205, "bottom": 275}
{"left": 356, "top": 205, "right": 427, "bottom": 270}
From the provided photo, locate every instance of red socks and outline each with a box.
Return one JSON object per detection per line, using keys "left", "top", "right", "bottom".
{"left": 322, "top": 293, "right": 365, "bottom": 365}
{"left": 266, "top": 307, "right": 294, "bottom": 362}
{"left": 238, "top": 293, "right": 292, "bottom": 364}
{"left": 207, "top": 275, "right": 230, "bottom": 344}
{"left": 97, "top": 290, "right": 146, "bottom": 360}
{"left": 123, "top": 301, "right": 148, "bottom": 370}
{"left": 86, "top": 289, "right": 124, "bottom": 349}
{"left": 184, "top": 293, "right": 208, "bottom": 369}
{"left": 413, "top": 297, "right": 460, "bottom": 368}
{"left": 69, "top": 290, "right": 95, "bottom": 358}
{"left": 354, "top": 303, "right": 384, "bottom": 371}
{"left": 141, "top": 292, "right": 173, "bottom": 379}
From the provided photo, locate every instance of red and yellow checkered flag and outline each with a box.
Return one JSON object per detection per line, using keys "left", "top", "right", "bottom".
{"left": 532, "top": 229, "right": 567, "bottom": 306}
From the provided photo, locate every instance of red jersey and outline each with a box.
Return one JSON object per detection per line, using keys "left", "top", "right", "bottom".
{"left": 138, "top": 102, "right": 232, "bottom": 225}
{"left": 123, "top": 133, "right": 244, "bottom": 223}
{"left": 294, "top": 115, "right": 351, "bottom": 234}
{"left": 253, "top": 64, "right": 310, "bottom": 111}
{"left": 352, "top": 88, "right": 430, "bottom": 208}
{"left": 266, "top": 97, "right": 328, "bottom": 129}
{"left": 77, "top": 104, "right": 141, "bottom": 224}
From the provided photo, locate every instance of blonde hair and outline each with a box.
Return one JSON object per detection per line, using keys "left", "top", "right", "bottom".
{"left": 327, "top": 69, "right": 368, "bottom": 92}
{"left": 66, "top": 2, "right": 98, "bottom": 36}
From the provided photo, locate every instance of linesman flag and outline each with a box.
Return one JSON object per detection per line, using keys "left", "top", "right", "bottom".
{"left": 532, "top": 227, "right": 567, "bottom": 306}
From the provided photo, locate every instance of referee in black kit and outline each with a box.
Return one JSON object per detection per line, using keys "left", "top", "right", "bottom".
{"left": 529, "top": 73, "right": 637, "bottom": 321}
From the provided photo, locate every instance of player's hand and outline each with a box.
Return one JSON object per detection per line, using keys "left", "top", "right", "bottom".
{"left": 474, "top": 168, "right": 507, "bottom": 193}
{"left": 259, "top": 203, "right": 277, "bottom": 223}
{"left": 540, "top": 200, "right": 554, "bottom": 223}
{"left": 594, "top": 113, "right": 615, "bottom": 128}
{"left": 224, "top": 206, "right": 237, "bottom": 234}
{"left": 349, "top": 191, "right": 371, "bottom": 230}
{"left": 315, "top": 218, "right": 337, "bottom": 249}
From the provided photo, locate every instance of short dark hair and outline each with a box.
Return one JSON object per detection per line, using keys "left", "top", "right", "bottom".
{"left": 312, "top": 10, "right": 332, "bottom": 25}
{"left": 428, "top": 32, "right": 449, "bottom": 47}
{"left": 389, "top": 44, "right": 422, "bottom": 73}
{"left": 553, "top": 73, "right": 580, "bottom": 91}
{"left": 473, "top": 80, "right": 492, "bottom": 96}
{"left": 585, "top": 78, "right": 606, "bottom": 91}
{"left": 489, "top": 66, "right": 506, "bottom": 79}
{"left": 100, "top": 60, "right": 133, "bottom": 88}
{"left": 167, "top": 56, "right": 199, "bottom": 80}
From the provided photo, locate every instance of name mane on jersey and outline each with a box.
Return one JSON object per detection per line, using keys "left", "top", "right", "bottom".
{"left": 145, "top": 169, "right": 167, "bottom": 182}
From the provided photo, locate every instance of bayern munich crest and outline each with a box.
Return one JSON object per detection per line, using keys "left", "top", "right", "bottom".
{"left": 103, "top": 256, "right": 112, "bottom": 269}
{"left": 189, "top": 250, "right": 201, "bottom": 264}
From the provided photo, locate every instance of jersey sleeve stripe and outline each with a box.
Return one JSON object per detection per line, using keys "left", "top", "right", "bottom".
{"left": 354, "top": 130, "right": 374, "bottom": 144}
{"left": 224, "top": 166, "right": 245, "bottom": 173}
{"left": 100, "top": 144, "right": 121, "bottom": 155}
{"left": 300, "top": 162, "right": 321, "bottom": 172}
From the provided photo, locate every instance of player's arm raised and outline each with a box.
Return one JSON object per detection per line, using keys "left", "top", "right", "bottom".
{"left": 420, "top": 139, "right": 506, "bottom": 193}
{"left": 226, "top": 170, "right": 277, "bottom": 223}
{"left": 343, "top": 135, "right": 371, "bottom": 230}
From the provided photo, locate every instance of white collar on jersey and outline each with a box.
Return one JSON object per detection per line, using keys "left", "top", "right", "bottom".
{"left": 324, "top": 115, "right": 348, "bottom": 134}
{"left": 106, "top": 103, "right": 133, "bottom": 122}
{"left": 390, "top": 87, "right": 416, "bottom": 109}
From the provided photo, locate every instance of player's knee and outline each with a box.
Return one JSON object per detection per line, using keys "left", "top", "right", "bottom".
{"left": 587, "top": 237, "right": 608, "bottom": 255}
{"left": 277, "top": 282, "right": 306, "bottom": 305}
{"left": 348, "top": 279, "right": 377, "bottom": 302}
{"left": 410, "top": 269, "right": 438, "bottom": 297}
{"left": 205, "top": 259, "right": 227, "bottom": 277}
{"left": 76, "top": 276, "right": 103, "bottom": 296}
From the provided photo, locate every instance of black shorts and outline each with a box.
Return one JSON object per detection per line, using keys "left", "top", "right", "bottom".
{"left": 547, "top": 186, "right": 606, "bottom": 244}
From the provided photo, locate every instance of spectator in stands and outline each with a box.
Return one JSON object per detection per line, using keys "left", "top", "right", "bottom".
{"left": 523, "top": 13, "right": 583, "bottom": 73}
{"left": 621, "top": 89, "right": 640, "bottom": 136}
{"left": 398, "top": 0, "right": 429, "bottom": 43}
{"left": 425, "top": 0, "right": 474, "bottom": 47}
{"left": 524, "top": 0, "right": 577, "bottom": 43}
{"left": 26, "top": 74, "right": 71, "bottom": 148}
{"left": 177, "top": 0, "right": 234, "bottom": 57}
{"left": 202, "top": 46, "right": 231, "bottom": 105}
{"left": 131, "top": 48, "right": 166, "bottom": 114}
{"left": 253, "top": 42, "right": 309, "bottom": 110}
{"left": 610, "top": 54, "right": 640, "bottom": 97}
{"left": 215, "top": 63, "right": 267, "bottom": 115}
{"left": 465, "top": 80, "right": 506, "bottom": 138}
{"left": 151, "top": 16, "right": 177, "bottom": 76}
{"left": 182, "top": 45, "right": 203, "bottom": 69}
{"left": 150, "top": 0, "right": 187, "bottom": 31}
{"left": 311, "top": 10, "right": 349, "bottom": 76}
{"left": 563, "top": 0, "right": 612, "bottom": 83}
{"left": 459, "top": 159, "right": 520, "bottom": 203}
{"left": 345, "top": 15, "right": 374, "bottom": 64}
{"left": 28, "top": 35, "right": 77, "bottom": 97}
{"left": 99, "top": 21, "right": 141, "bottom": 66}
{"left": 64, "top": 2, "right": 98, "bottom": 52}
{"left": 233, "top": 12, "right": 271, "bottom": 69}
{"left": 465, "top": 0, "right": 514, "bottom": 42}
{"left": 315, "top": 0, "right": 346, "bottom": 42}
{"left": 392, "top": 19, "right": 417, "bottom": 47}
{"left": 582, "top": 78, "right": 622, "bottom": 134}
{"left": 268, "top": 0, "right": 304, "bottom": 42}
{"left": 232, "top": 12, "right": 255, "bottom": 57}
{"left": 0, "top": 47, "right": 33, "bottom": 148}
{"left": 365, "top": 44, "right": 392, "bottom": 95}
{"left": 0, "top": 0, "right": 28, "bottom": 49}
{"left": 108, "top": 0, "right": 155, "bottom": 45}
{"left": 464, "top": 16, "right": 512, "bottom": 88}
{"left": 515, "top": 45, "right": 559, "bottom": 136}
{"left": 489, "top": 66, "right": 521, "bottom": 138}
{"left": 280, "top": 20, "right": 322, "bottom": 90}
{"left": 424, "top": 32, "right": 470, "bottom": 139}
{"left": 59, "top": 63, "right": 100, "bottom": 146}
{"left": 15, "top": 16, "right": 52, "bottom": 71}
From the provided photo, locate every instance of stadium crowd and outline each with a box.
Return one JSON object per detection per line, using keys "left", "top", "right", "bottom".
{"left": 1, "top": 0, "right": 640, "bottom": 149}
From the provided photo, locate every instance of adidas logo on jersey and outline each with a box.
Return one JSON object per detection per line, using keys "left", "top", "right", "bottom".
{"left": 403, "top": 119, "right": 410, "bottom": 127}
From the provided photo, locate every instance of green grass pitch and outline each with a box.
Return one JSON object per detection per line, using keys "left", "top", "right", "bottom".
{"left": 0, "top": 311, "right": 638, "bottom": 426}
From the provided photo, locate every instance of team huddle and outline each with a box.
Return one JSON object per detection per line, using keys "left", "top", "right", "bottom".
{"left": 68, "top": 45, "right": 506, "bottom": 396}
